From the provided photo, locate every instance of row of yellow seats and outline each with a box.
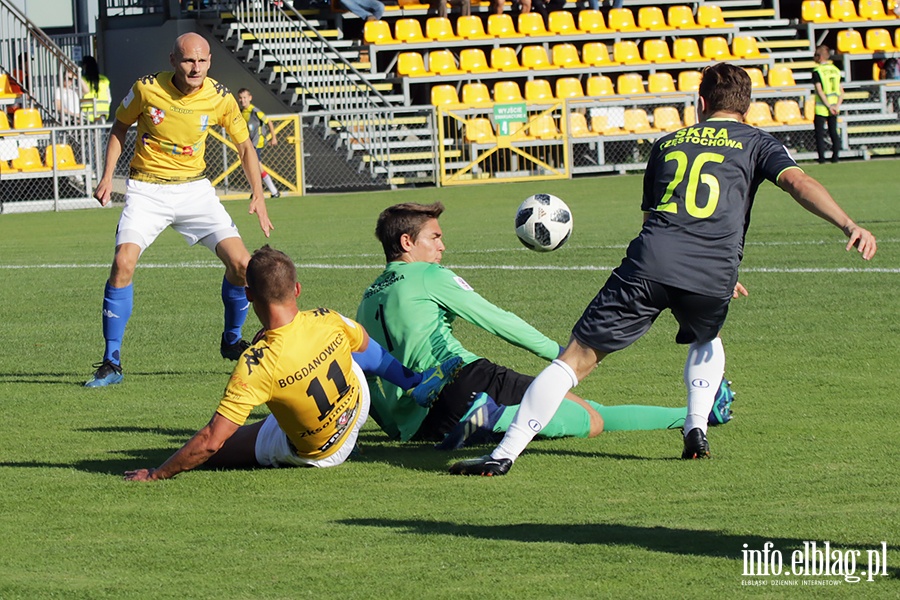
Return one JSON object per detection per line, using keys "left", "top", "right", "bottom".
{"left": 399, "top": 36, "right": 768, "bottom": 78}
{"left": 0, "top": 108, "right": 45, "bottom": 131}
{"left": 0, "top": 144, "right": 84, "bottom": 174}
{"left": 431, "top": 67, "right": 801, "bottom": 107}
{"left": 746, "top": 100, "right": 815, "bottom": 127}
{"left": 802, "top": 0, "right": 898, "bottom": 23}
{"left": 366, "top": 5, "right": 730, "bottom": 45}
{"left": 837, "top": 27, "right": 900, "bottom": 52}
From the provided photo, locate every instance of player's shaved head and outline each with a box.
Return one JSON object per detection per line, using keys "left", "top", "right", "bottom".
{"left": 247, "top": 245, "right": 297, "bottom": 304}
{"left": 699, "top": 63, "right": 751, "bottom": 118}
{"left": 375, "top": 202, "right": 445, "bottom": 262}
{"left": 172, "top": 32, "right": 210, "bottom": 58}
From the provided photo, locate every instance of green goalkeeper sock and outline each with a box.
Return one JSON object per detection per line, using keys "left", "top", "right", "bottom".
{"left": 588, "top": 400, "right": 685, "bottom": 432}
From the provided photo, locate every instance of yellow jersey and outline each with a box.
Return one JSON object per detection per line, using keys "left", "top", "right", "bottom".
{"left": 217, "top": 308, "right": 367, "bottom": 460}
{"left": 115, "top": 71, "right": 249, "bottom": 182}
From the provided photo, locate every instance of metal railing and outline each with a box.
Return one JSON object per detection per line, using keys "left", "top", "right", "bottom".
{"left": 0, "top": 0, "right": 85, "bottom": 127}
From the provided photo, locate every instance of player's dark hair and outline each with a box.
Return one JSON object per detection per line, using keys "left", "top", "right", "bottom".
{"left": 375, "top": 202, "right": 445, "bottom": 262}
{"left": 699, "top": 63, "right": 751, "bottom": 116}
{"left": 237, "top": 88, "right": 250, "bottom": 95}
{"left": 246, "top": 245, "right": 297, "bottom": 304}
{"left": 814, "top": 45, "right": 831, "bottom": 62}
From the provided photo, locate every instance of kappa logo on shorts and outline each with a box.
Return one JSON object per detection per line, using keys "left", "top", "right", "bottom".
{"left": 149, "top": 107, "right": 165, "bottom": 125}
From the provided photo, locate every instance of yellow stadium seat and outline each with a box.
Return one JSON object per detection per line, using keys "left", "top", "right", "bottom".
{"left": 493, "top": 80, "right": 523, "bottom": 103}
{"left": 805, "top": 96, "right": 816, "bottom": 120}
{"left": 578, "top": 9, "right": 609, "bottom": 33}
{"left": 518, "top": 12, "right": 548, "bottom": 36}
{"left": 552, "top": 43, "right": 585, "bottom": 68}
{"left": 623, "top": 108, "right": 659, "bottom": 133}
{"left": 488, "top": 14, "right": 518, "bottom": 38}
{"left": 462, "top": 82, "right": 492, "bottom": 106}
{"left": 677, "top": 70, "right": 703, "bottom": 92}
{"left": 867, "top": 28, "right": 898, "bottom": 51}
{"left": 0, "top": 160, "right": 16, "bottom": 174}
{"left": 801, "top": 0, "right": 836, "bottom": 22}
{"left": 697, "top": 4, "right": 729, "bottom": 27}
{"left": 568, "top": 112, "right": 593, "bottom": 137}
{"left": 555, "top": 77, "right": 584, "bottom": 99}
{"left": 0, "top": 74, "right": 17, "bottom": 99}
{"left": 648, "top": 72, "right": 677, "bottom": 93}
{"left": 528, "top": 114, "right": 559, "bottom": 140}
{"left": 703, "top": 36, "right": 735, "bottom": 60}
{"left": 459, "top": 48, "right": 496, "bottom": 73}
{"left": 732, "top": 36, "right": 767, "bottom": 59}
{"left": 745, "top": 67, "right": 767, "bottom": 89}
{"left": 13, "top": 108, "right": 43, "bottom": 129}
{"left": 45, "top": 144, "right": 84, "bottom": 170}
{"left": 395, "top": 19, "right": 427, "bottom": 43}
{"left": 830, "top": 0, "right": 865, "bottom": 21}
{"left": 428, "top": 50, "right": 462, "bottom": 75}
{"left": 582, "top": 42, "right": 612, "bottom": 66}
{"left": 591, "top": 114, "right": 624, "bottom": 135}
{"left": 12, "top": 146, "right": 50, "bottom": 172}
{"left": 617, "top": 73, "right": 645, "bottom": 95}
{"left": 398, "top": 52, "right": 427, "bottom": 77}
{"left": 609, "top": 8, "right": 643, "bottom": 32}
{"left": 364, "top": 20, "right": 394, "bottom": 44}
{"left": 653, "top": 106, "right": 683, "bottom": 132}
{"left": 768, "top": 65, "right": 797, "bottom": 87}
{"left": 456, "top": 15, "right": 491, "bottom": 39}
{"left": 668, "top": 5, "right": 702, "bottom": 29}
{"left": 895, "top": 27, "right": 900, "bottom": 50}
{"left": 549, "top": 10, "right": 578, "bottom": 34}
{"left": 0, "top": 111, "right": 9, "bottom": 130}
{"left": 586, "top": 75, "right": 615, "bottom": 96}
{"left": 745, "top": 102, "right": 779, "bottom": 127}
{"left": 673, "top": 38, "right": 703, "bottom": 62}
{"left": 521, "top": 45, "right": 552, "bottom": 69}
{"left": 465, "top": 118, "right": 496, "bottom": 143}
{"left": 643, "top": 39, "right": 677, "bottom": 63}
{"left": 525, "top": 79, "right": 554, "bottom": 102}
{"left": 774, "top": 100, "right": 812, "bottom": 125}
{"left": 491, "top": 47, "right": 527, "bottom": 71}
{"left": 639, "top": 7, "right": 669, "bottom": 31}
{"left": 613, "top": 40, "right": 646, "bottom": 65}
{"left": 859, "top": 0, "right": 890, "bottom": 19}
{"left": 431, "top": 84, "right": 460, "bottom": 106}
{"left": 837, "top": 29, "right": 866, "bottom": 53}
{"left": 684, "top": 105, "right": 697, "bottom": 126}
{"left": 426, "top": 17, "right": 460, "bottom": 42}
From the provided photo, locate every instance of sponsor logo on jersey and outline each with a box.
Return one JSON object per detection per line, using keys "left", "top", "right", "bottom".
{"left": 200, "top": 114, "right": 209, "bottom": 132}
{"left": 149, "top": 107, "right": 165, "bottom": 125}
{"left": 454, "top": 276, "right": 474, "bottom": 291}
{"left": 140, "top": 133, "right": 202, "bottom": 157}
{"left": 121, "top": 88, "right": 135, "bottom": 109}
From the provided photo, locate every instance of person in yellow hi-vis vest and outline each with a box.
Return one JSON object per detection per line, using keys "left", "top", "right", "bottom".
{"left": 812, "top": 45, "right": 844, "bottom": 164}
{"left": 80, "top": 56, "right": 111, "bottom": 122}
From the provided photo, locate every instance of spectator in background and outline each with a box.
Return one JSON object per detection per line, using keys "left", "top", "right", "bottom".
{"left": 812, "top": 45, "right": 843, "bottom": 164}
{"left": 428, "top": 0, "right": 471, "bottom": 18}
{"left": 80, "top": 56, "right": 112, "bottom": 122}
{"left": 340, "top": 0, "right": 384, "bottom": 21}
{"left": 236, "top": 88, "right": 281, "bottom": 198}
{"left": 7, "top": 52, "right": 29, "bottom": 116}
{"left": 55, "top": 70, "right": 82, "bottom": 121}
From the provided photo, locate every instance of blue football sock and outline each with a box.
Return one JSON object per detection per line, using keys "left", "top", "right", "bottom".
{"left": 102, "top": 282, "right": 133, "bottom": 365}
{"left": 353, "top": 339, "right": 421, "bottom": 389}
{"left": 222, "top": 276, "right": 249, "bottom": 346}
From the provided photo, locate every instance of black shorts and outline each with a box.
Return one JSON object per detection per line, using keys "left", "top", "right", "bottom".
{"left": 413, "top": 358, "right": 534, "bottom": 441}
{"left": 571, "top": 269, "right": 730, "bottom": 354}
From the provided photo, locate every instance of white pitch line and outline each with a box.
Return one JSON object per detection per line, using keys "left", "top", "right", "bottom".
{"left": 1, "top": 263, "right": 898, "bottom": 273}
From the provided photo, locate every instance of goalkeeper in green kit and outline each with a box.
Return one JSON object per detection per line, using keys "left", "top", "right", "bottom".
{"left": 356, "top": 202, "right": 735, "bottom": 449}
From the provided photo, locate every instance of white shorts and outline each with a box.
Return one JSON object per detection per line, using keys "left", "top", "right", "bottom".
{"left": 116, "top": 178, "right": 241, "bottom": 252}
{"left": 254, "top": 361, "right": 370, "bottom": 469}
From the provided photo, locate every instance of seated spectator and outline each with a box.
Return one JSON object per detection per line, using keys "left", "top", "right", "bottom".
{"left": 429, "top": 0, "right": 471, "bottom": 18}
{"left": 55, "top": 70, "right": 82, "bottom": 121}
{"left": 340, "top": 0, "right": 384, "bottom": 20}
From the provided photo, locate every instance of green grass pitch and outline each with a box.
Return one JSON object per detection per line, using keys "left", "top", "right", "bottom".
{"left": 0, "top": 161, "right": 898, "bottom": 598}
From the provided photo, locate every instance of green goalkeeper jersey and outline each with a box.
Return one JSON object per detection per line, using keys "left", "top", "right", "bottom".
{"left": 356, "top": 261, "right": 560, "bottom": 440}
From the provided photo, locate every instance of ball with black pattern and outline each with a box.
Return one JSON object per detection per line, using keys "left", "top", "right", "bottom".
{"left": 514, "top": 193, "right": 573, "bottom": 252}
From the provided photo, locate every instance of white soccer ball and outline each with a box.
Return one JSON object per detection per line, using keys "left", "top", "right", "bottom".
{"left": 514, "top": 193, "right": 573, "bottom": 252}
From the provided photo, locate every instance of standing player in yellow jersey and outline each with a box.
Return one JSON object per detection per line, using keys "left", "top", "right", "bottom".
{"left": 86, "top": 33, "right": 274, "bottom": 387}
{"left": 124, "top": 245, "right": 372, "bottom": 479}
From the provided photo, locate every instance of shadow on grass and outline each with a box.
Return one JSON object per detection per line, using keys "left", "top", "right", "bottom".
{"left": 0, "top": 369, "right": 228, "bottom": 386}
{"left": 0, "top": 447, "right": 177, "bottom": 476}
{"left": 337, "top": 517, "right": 900, "bottom": 577}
